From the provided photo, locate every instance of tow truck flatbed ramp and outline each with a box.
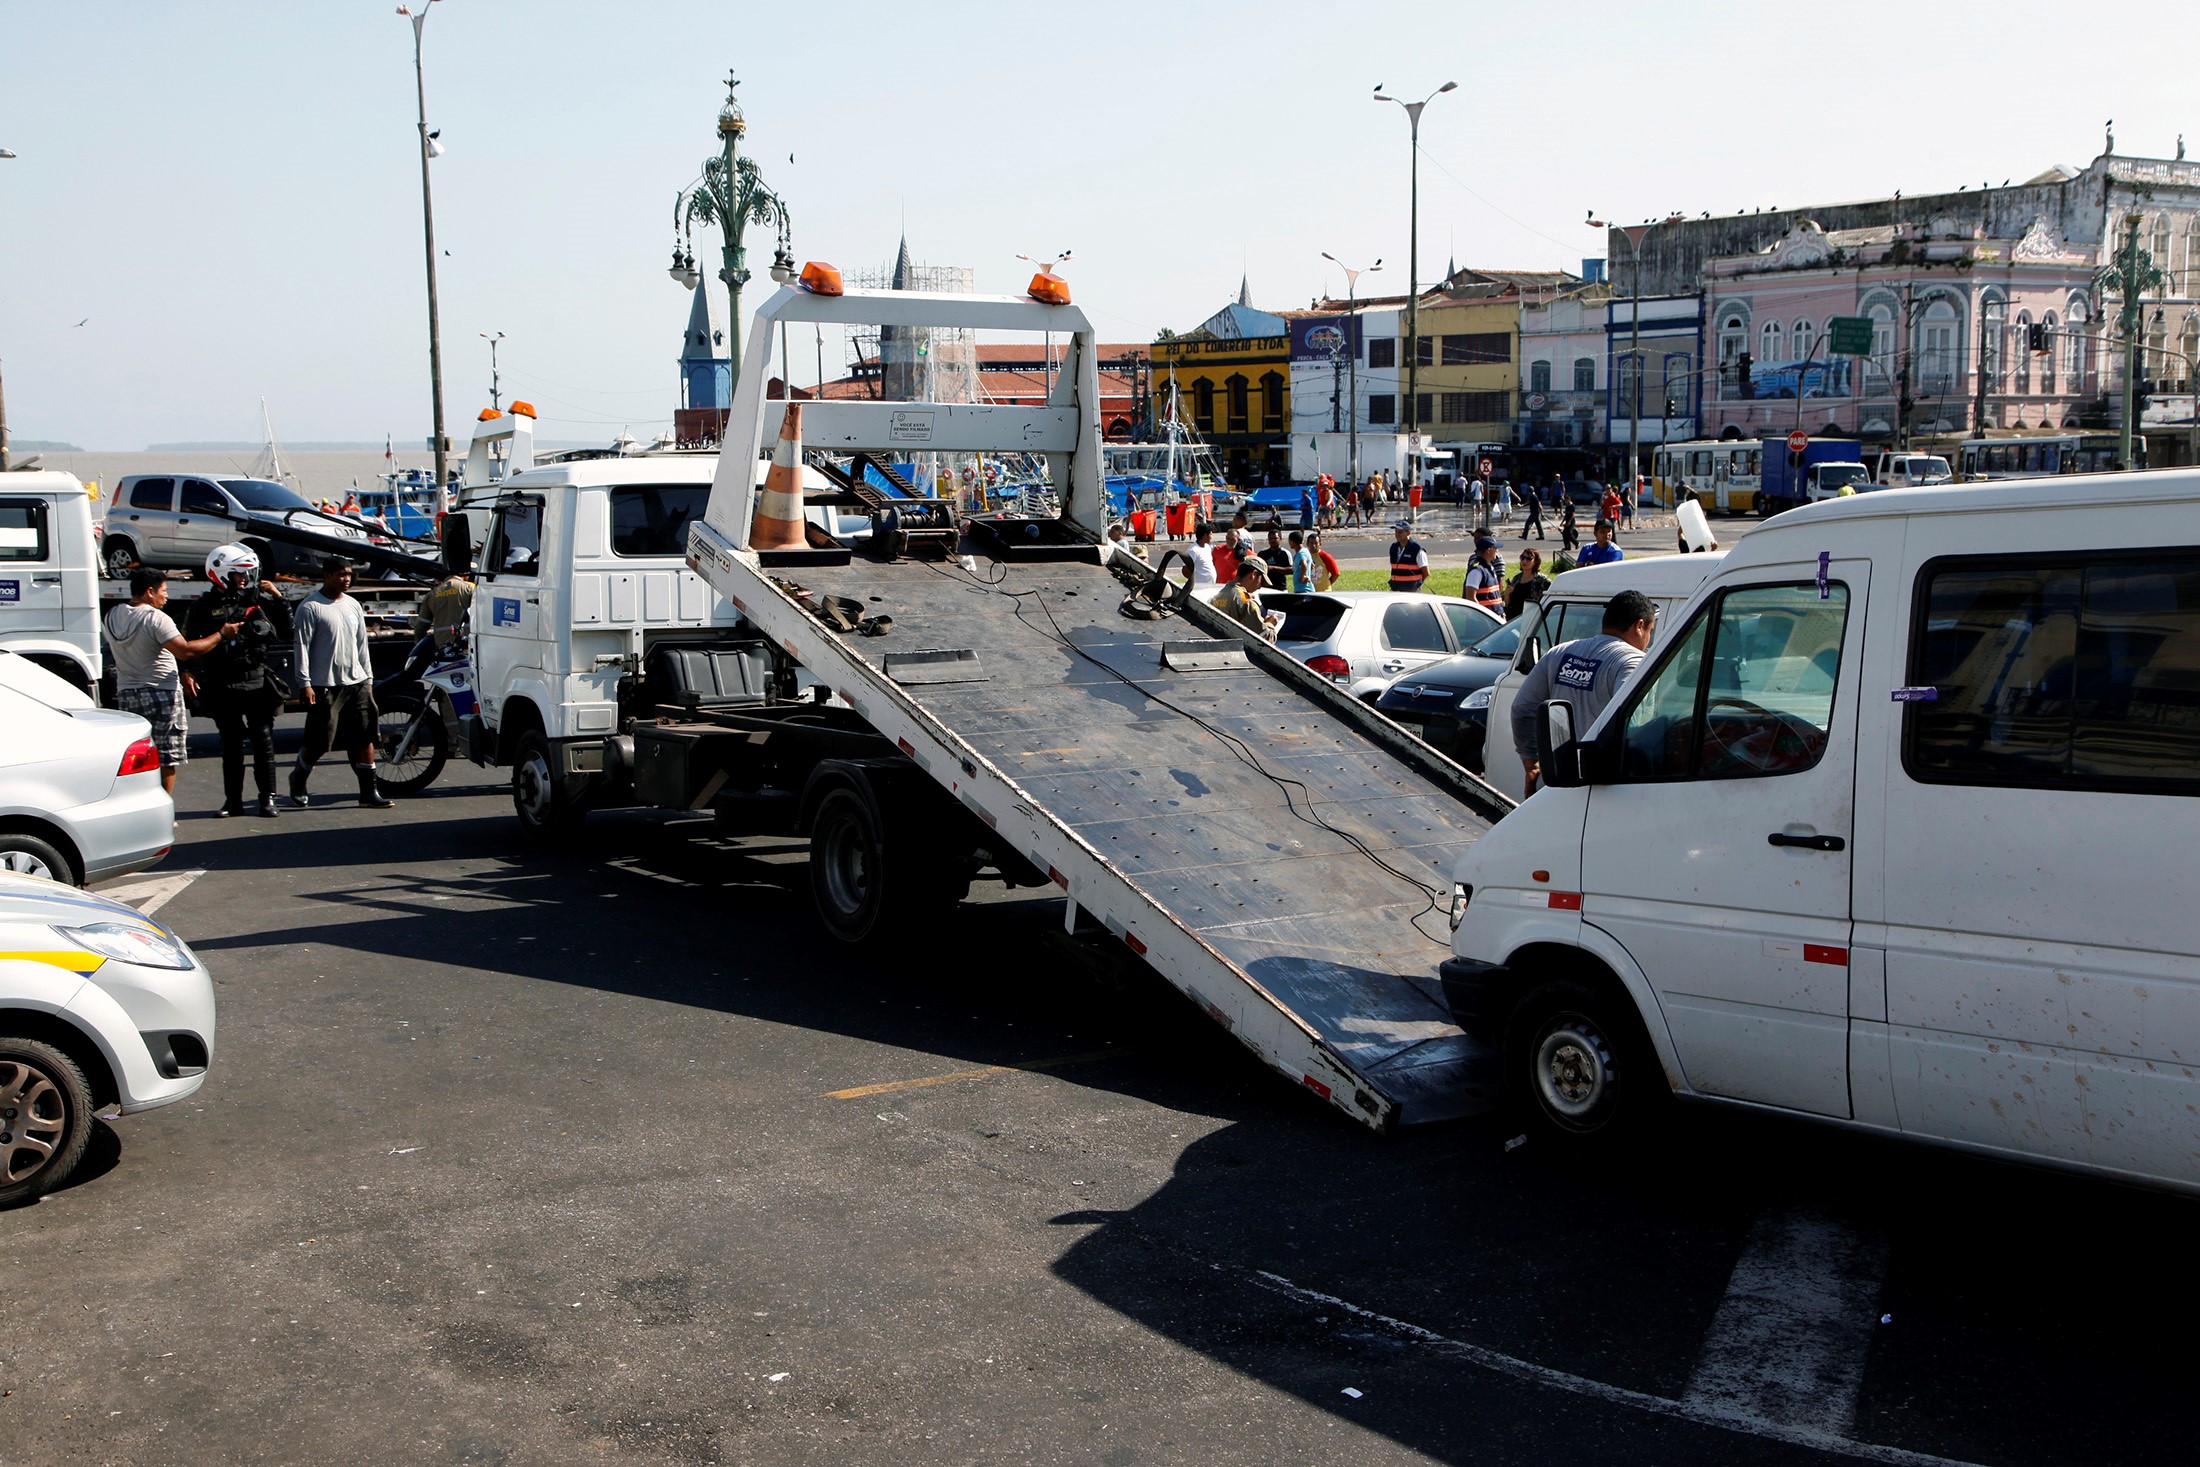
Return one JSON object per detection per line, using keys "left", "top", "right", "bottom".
{"left": 689, "top": 281, "right": 1511, "bottom": 1129}
{"left": 726, "top": 546, "right": 1502, "bottom": 1127}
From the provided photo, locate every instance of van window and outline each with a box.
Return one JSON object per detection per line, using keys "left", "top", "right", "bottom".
{"left": 609, "top": 485, "right": 710, "bottom": 557}
{"left": 1616, "top": 583, "right": 1848, "bottom": 780}
{"left": 128, "top": 479, "right": 174, "bottom": 511}
{"left": 180, "top": 480, "right": 226, "bottom": 516}
{"left": 0, "top": 498, "right": 49, "bottom": 562}
{"left": 1907, "top": 553, "right": 2200, "bottom": 794}
{"left": 1523, "top": 598, "right": 1610, "bottom": 665}
{"left": 1381, "top": 601, "right": 1449, "bottom": 653}
{"left": 487, "top": 501, "right": 543, "bottom": 578}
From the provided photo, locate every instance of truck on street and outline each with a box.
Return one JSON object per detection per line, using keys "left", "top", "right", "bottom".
{"left": 1757, "top": 436, "right": 1871, "bottom": 515}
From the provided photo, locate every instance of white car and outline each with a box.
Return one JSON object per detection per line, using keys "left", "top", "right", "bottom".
{"left": 0, "top": 652, "right": 175, "bottom": 885}
{"left": 0, "top": 871, "right": 216, "bottom": 1204}
{"left": 1262, "top": 589, "right": 1503, "bottom": 699}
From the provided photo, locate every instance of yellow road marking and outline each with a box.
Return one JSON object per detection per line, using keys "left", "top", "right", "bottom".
{"left": 824, "top": 1048, "right": 1129, "bottom": 1100}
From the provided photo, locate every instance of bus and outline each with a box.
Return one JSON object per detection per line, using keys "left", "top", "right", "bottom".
{"left": 1955, "top": 433, "right": 2139, "bottom": 482}
{"left": 1650, "top": 439, "right": 1765, "bottom": 515}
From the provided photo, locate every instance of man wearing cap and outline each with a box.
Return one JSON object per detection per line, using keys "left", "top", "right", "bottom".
{"left": 1511, "top": 588, "right": 1658, "bottom": 793}
{"left": 1463, "top": 535, "right": 1506, "bottom": 612}
{"left": 1577, "top": 517, "right": 1625, "bottom": 567}
{"left": 1213, "top": 559, "right": 1280, "bottom": 640}
{"left": 290, "top": 558, "right": 392, "bottom": 809}
{"left": 1387, "top": 520, "right": 1430, "bottom": 593}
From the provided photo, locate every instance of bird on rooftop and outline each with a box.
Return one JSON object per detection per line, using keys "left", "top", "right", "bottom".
{"left": 1894, "top": 190, "right": 1901, "bottom": 201}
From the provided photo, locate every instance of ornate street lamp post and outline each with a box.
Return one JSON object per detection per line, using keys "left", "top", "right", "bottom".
{"left": 674, "top": 73, "right": 791, "bottom": 391}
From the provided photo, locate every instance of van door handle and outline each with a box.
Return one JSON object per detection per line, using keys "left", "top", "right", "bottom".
{"left": 31, "top": 574, "right": 61, "bottom": 584}
{"left": 1767, "top": 832, "right": 1845, "bottom": 852}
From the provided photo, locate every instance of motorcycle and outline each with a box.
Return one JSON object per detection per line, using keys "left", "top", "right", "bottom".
{"left": 373, "top": 632, "right": 474, "bottom": 797}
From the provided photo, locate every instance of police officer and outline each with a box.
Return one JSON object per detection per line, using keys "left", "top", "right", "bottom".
{"left": 1509, "top": 589, "right": 1658, "bottom": 793}
{"left": 184, "top": 543, "right": 293, "bottom": 817}
{"left": 1387, "top": 520, "right": 1429, "bottom": 593}
{"left": 1463, "top": 534, "right": 1506, "bottom": 612}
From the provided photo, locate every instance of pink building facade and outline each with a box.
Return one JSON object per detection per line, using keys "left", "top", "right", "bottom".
{"left": 1700, "top": 215, "right": 2101, "bottom": 443}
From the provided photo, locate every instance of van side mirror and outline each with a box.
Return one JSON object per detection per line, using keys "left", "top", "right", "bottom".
{"left": 440, "top": 512, "right": 474, "bottom": 578}
{"left": 1537, "top": 700, "right": 1588, "bottom": 788}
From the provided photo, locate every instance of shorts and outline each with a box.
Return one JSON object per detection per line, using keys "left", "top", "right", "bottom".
{"left": 303, "top": 681, "right": 379, "bottom": 759}
{"left": 115, "top": 686, "right": 188, "bottom": 768}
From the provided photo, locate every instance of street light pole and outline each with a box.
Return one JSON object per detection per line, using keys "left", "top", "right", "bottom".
{"left": 1588, "top": 213, "right": 1681, "bottom": 506}
{"left": 0, "top": 147, "right": 14, "bottom": 471}
{"left": 677, "top": 74, "right": 791, "bottom": 397}
{"left": 1321, "top": 253, "right": 1381, "bottom": 483}
{"left": 398, "top": 3, "right": 449, "bottom": 491}
{"left": 1374, "top": 83, "right": 1454, "bottom": 492}
{"left": 480, "top": 331, "right": 505, "bottom": 411}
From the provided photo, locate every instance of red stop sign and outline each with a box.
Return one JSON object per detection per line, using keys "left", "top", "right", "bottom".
{"left": 1786, "top": 430, "right": 1810, "bottom": 453}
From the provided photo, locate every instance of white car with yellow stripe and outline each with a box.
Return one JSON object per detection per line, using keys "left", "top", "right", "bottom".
{"left": 0, "top": 872, "right": 215, "bottom": 1205}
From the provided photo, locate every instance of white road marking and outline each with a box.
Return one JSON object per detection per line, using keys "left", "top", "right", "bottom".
{"left": 95, "top": 868, "right": 206, "bottom": 919}
{"left": 1682, "top": 1208, "right": 1890, "bottom": 1437}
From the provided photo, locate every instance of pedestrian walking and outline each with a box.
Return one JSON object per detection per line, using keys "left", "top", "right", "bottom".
{"left": 1307, "top": 530, "right": 1340, "bottom": 591}
{"left": 1463, "top": 534, "right": 1506, "bottom": 613}
{"left": 1600, "top": 482, "right": 1624, "bottom": 526}
{"left": 1577, "top": 517, "right": 1625, "bottom": 567}
{"left": 1297, "top": 480, "right": 1316, "bottom": 534}
{"left": 1288, "top": 530, "right": 1315, "bottom": 592}
{"left": 289, "top": 558, "right": 392, "bottom": 809}
{"left": 1386, "top": 520, "right": 1429, "bottom": 593}
{"left": 1468, "top": 476, "right": 1485, "bottom": 527}
{"left": 103, "top": 569, "right": 244, "bottom": 796}
{"left": 1510, "top": 589, "right": 1658, "bottom": 793}
{"left": 1560, "top": 496, "right": 1581, "bottom": 553}
{"left": 184, "top": 543, "right": 292, "bottom": 818}
{"left": 1504, "top": 547, "right": 1550, "bottom": 620}
{"left": 1186, "top": 523, "right": 1218, "bottom": 590}
{"left": 1520, "top": 480, "right": 1545, "bottom": 539}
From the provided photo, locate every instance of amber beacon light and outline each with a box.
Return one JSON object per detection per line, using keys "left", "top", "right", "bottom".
{"left": 799, "top": 261, "right": 844, "bottom": 295}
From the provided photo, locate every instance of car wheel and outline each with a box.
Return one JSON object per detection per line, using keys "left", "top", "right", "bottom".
{"left": 511, "top": 730, "right": 587, "bottom": 837}
{"left": 375, "top": 694, "right": 449, "bottom": 797}
{"left": 102, "top": 538, "right": 137, "bottom": 580}
{"left": 1503, "top": 977, "right": 1665, "bottom": 1146}
{"left": 0, "top": 1039, "right": 94, "bottom": 1207}
{"left": 0, "top": 834, "right": 77, "bottom": 887}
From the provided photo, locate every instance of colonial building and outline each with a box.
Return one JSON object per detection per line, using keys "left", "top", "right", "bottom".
{"left": 1606, "top": 293, "right": 1704, "bottom": 472}
{"left": 1416, "top": 269, "right": 1578, "bottom": 459}
{"left": 1516, "top": 278, "right": 1610, "bottom": 451}
{"left": 1151, "top": 280, "right": 1293, "bottom": 484}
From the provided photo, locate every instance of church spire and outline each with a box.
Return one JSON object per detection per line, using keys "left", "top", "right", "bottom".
{"left": 1236, "top": 272, "right": 1253, "bottom": 309}
{"left": 892, "top": 233, "right": 914, "bottom": 291}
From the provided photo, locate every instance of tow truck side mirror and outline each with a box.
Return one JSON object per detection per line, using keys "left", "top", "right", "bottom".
{"left": 1537, "top": 700, "right": 1585, "bottom": 788}
{"left": 440, "top": 512, "right": 474, "bottom": 578}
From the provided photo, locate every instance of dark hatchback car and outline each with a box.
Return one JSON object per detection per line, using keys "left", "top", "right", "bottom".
{"left": 1373, "top": 613, "right": 1531, "bottom": 769}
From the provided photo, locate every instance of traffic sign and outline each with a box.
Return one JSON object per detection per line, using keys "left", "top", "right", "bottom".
{"left": 1786, "top": 430, "right": 1811, "bottom": 453}
{"left": 1478, "top": 457, "right": 1494, "bottom": 476}
{"left": 1827, "top": 315, "right": 1874, "bottom": 356}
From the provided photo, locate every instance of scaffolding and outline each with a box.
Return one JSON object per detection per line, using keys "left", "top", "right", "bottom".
{"left": 847, "top": 256, "right": 984, "bottom": 502}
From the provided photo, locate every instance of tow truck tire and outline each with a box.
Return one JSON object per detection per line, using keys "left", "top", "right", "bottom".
{"left": 102, "top": 538, "right": 137, "bottom": 580}
{"left": 1503, "top": 977, "right": 1665, "bottom": 1147}
{"left": 808, "top": 787, "right": 950, "bottom": 945}
{"left": 0, "top": 1038, "right": 94, "bottom": 1208}
{"left": 375, "top": 693, "right": 449, "bottom": 797}
{"left": 511, "top": 731, "right": 587, "bottom": 838}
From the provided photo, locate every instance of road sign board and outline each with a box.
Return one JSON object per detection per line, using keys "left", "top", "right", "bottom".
{"left": 1478, "top": 457, "right": 1493, "bottom": 476}
{"left": 1827, "top": 316, "right": 1874, "bottom": 356}
{"left": 1787, "top": 429, "right": 1811, "bottom": 453}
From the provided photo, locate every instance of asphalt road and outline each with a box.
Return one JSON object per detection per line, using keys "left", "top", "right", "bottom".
{"left": 6, "top": 734, "right": 2194, "bottom": 1466}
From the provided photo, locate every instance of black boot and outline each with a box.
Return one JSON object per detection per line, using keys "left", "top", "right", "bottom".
{"left": 257, "top": 793, "right": 279, "bottom": 818}
{"left": 289, "top": 759, "right": 313, "bottom": 808}
{"left": 355, "top": 763, "right": 394, "bottom": 809}
{"left": 219, "top": 745, "right": 247, "bottom": 817}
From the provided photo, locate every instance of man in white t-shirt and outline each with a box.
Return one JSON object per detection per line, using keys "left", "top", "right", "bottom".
{"left": 103, "top": 569, "right": 242, "bottom": 794}
{"left": 1186, "top": 523, "right": 1218, "bottom": 590}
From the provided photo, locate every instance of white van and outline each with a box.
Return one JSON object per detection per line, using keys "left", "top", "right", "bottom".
{"left": 1470, "top": 552, "right": 1723, "bottom": 801}
{"left": 1444, "top": 470, "right": 2200, "bottom": 1192}
{"left": 0, "top": 470, "right": 103, "bottom": 694}
{"left": 1871, "top": 451, "right": 1953, "bottom": 489}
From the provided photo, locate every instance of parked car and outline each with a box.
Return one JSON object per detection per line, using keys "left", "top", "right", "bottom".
{"left": 1373, "top": 614, "right": 1533, "bottom": 768}
{"left": 101, "top": 474, "right": 366, "bottom": 581}
{"left": 0, "top": 870, "right": 216, "bottom": 1205}
{"left": 1259, "top": 589, "right": 1502, "bottom": 700}
{"left": 0, "top": 651, "right": 173, "bottom": 885}
{"left": 0, "top": 470, "right": 104, "bottom": 695}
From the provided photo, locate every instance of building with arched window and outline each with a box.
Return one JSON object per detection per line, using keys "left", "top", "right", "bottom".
{"left": 1150, "top": 283, "right": 1295, "bottom": 484}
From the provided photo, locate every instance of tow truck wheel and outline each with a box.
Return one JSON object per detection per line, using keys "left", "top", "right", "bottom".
{"left": 511, "top": 731, "right": 586, "bottom": 837}
{"left": 0, "top": 1038, "right": 93, "bottom": 1208}
{"left": 808, "top": 787, "right": 950, "bottom": 944}
{"left": 1503, "top": 978, "right": 1664, "bottom": 1146}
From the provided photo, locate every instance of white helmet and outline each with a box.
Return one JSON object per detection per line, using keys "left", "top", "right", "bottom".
{"left": 206, "top": 543, "right": 262, "bottom": 586}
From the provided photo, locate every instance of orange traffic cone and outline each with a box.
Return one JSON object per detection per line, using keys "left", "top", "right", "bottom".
{"left": 751, "top": 402, "right": 807, "bottom": 550}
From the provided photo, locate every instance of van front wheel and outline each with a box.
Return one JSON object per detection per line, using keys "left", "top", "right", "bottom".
{"left": 1503, "top": 978, "right": 1664, "bottom": 1146}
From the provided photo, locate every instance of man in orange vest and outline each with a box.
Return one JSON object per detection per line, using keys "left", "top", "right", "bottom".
{"left": 1463, "top": 534, "right": 1506, "bottom": 611}
{"left": 1387, "top": 520, "right": 1429, "bottom": 592}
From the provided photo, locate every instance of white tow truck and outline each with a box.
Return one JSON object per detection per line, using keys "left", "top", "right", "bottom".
{"left": 461, "top": 273, "right": 1519, "bottom": 1130}
{"left": 0, "top": 470, "right": 105, "bottom": 694}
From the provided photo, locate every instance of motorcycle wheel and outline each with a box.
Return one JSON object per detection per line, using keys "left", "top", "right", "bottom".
{"left": 375, "top": 693, "right": 449, "bottom": 797}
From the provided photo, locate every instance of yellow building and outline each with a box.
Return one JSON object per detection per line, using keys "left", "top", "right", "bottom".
{"left": 1413, "top": 269, "right": 1578, "bottom": 462}
{"left": 1150, "top": 289, "right": 1293, "bottom": 484}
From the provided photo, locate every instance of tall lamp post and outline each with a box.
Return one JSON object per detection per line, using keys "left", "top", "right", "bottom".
{"left": 0, "top": 146, "right": 14, "bottom": 472}
{"left": 1588, "top": 211, "right": 1682, "bottom": 503}
{"left": 1321, "top": 252, "right": 1381, "bottom": 483}
{"left": 1373, "top": 82, "right": 1454, "bottom": 491}
{"left": 480, "top": 331, "right": 504, "bottom": 411}
{"left": 675, "top": 73, "right": 791, "bottom": 393}
{"left": 398, "top": 3, "right": 450, "bottom": 490}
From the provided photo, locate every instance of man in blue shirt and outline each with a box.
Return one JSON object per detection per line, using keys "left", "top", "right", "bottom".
{"left": 1297, "top": 482, "right": 1316, "bottom": 532}
{"left": 1576, "top": 517, "right": 1625, "bottom": 567}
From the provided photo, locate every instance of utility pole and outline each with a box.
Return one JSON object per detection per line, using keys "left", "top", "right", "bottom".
{"left": 1973, "top": 296, "right": 1994, "bottom": 433}
{"left": 1589, "top": 215, "right": 1679, "bottom": 504}
{"left": 1374, "top": 84, "right": 1454, "bottom": 493}
{"left": 1322, "top": 253, "right": 1380, "bottom": 482}
{"left": 481, "top": 331, "right": 505, "bottom": 411}
{"left": 0, "top": 148, "right": 12, "bottom": 470}
{"left": 399, "top": 4, "right": 449, "bottom": 490}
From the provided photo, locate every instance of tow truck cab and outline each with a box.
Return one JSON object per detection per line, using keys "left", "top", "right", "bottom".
{"left": 0, "top": 470, "right": 103, "bottom": 695}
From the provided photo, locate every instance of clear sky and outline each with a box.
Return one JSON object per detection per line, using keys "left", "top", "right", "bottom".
{"left": 1, "top": 0, "right": 2188, "bottom": 449}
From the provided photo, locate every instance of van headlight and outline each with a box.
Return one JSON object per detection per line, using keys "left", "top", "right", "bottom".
{"left": 56, "top": 921, "right": 195, "bottom": 970}
{"left": 1448, "top": 883, "right": 1473, "bottom": 931}
{"left": 1459, "top": 686, "right": 1494, "bottom": 712}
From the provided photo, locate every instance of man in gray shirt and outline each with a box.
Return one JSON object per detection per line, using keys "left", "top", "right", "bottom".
{"left": 103, "top": 569, "right": 242, "bottom": 794}
{"left": 1511, "top": 589, "right": 1659, "bottom": 793}
{"left": 289, "top": 558, "right": 392, "bottom": 809}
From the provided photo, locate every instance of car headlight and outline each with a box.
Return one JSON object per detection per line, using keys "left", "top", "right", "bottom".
{"left": 55, "top": 921, "right": 195, "bottom": 970}
{"left": 1460, "top": 686, "right": 1494, "bottom": 712}
{"left": 1448, "top": 883, "right": 1473, "bottom": 931}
